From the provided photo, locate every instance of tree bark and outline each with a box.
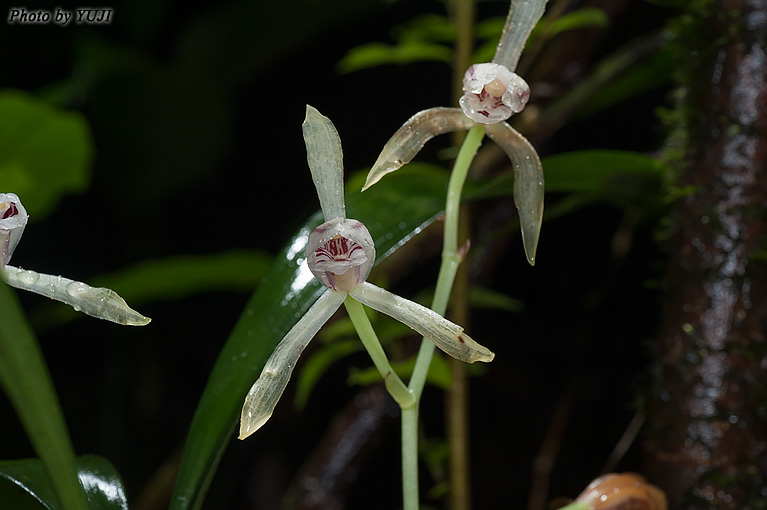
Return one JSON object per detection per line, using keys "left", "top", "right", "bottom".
{"left": 644, "top": 0, "right": 767, "bottom": 507}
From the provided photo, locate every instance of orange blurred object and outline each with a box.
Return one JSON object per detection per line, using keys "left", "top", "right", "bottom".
{"left": 575, "top": 473, "right": 667, "bottom": 510}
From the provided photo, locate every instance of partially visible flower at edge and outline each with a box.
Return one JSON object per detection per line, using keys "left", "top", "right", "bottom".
{"left": 0, "top": 193, "right": 28, "bottom": 268}
{"left": 0, "top": 192, "right": 150, "bottom": 326}
{"left": 238, "top": 106, "right": 494, "bottom": 440}
{"left": 363, "top": 0, "right": 549, "bottom": 266}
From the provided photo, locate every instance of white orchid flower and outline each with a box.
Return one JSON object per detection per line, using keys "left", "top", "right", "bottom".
{"left": 0, "top": 192, "right": 150, "bottom": 326}
{"left": 238, "top": 106, "right": 494, "bottom": 440}
{"left": 364, "top": 0, "right": 548, "bottom": 265}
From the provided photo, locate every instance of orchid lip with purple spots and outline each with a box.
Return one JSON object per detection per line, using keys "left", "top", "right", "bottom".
{"left": 307, "top": 218, "right": 375, "bottom": 292}
{"left": 459, "top": 63, "right": 530, "bottom": 125}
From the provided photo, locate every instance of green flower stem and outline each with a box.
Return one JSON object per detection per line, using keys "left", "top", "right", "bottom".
{"left": 344, "top": 295, "right": 415, "bottom": 408}
{"left": 401, "top": 125, "right": 485, "bottom": 510}
{"left": 0, "top": 282, "right": 89, "bottom": 510}
{"left": 409, "top": 125, "right": 484, "bottom": 397}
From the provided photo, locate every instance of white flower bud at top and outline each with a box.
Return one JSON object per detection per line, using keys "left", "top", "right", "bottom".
{"left": 459, "top": 63, "right": 530, "bottom": 124}
{"left": 306, "top": 218, "right": 375, "bottom": 292}
{"left": 0, "top": 193, "right": 29, "bottom": 268}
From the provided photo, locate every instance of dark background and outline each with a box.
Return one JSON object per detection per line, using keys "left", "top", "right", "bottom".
{"left": 0, "top": 0, "right": 674, "bottom": 508}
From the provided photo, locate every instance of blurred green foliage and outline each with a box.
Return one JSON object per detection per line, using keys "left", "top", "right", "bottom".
{"left": 0, "top": 90, "right": 93, "bottom": 219}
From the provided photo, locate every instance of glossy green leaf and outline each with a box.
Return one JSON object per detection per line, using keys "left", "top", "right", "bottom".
{"left": 0, "top": 90, "right": 93, "bottom": 219}
{"left": 0, "top": 456, "right": 128, "bottom": 510}
{"left": 31, "top": 250, "right": 272, "bottom": 329}
{"left": 0, "top": 283, "right": 88, "bottom": 510}
{"left": 170, "top": 165, "right": 449, "bottom": 510}
{"left": 542, "top": 150, "right": 665, "bottom": 206}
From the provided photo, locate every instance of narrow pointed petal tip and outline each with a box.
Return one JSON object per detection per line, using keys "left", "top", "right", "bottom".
{"left": 483, "top": 122, "right": 543, "bottom": 267}
{"left": 237, "top": 290, "right": 346, "bottom": 440}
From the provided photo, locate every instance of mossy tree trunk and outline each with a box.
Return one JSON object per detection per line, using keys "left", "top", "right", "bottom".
{"left": 644, "top": 0, "right": 767, "bottom": 507}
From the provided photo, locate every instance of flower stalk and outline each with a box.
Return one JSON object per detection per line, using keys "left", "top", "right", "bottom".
{"left": 401, "top": 125, "right": 485, "bottom": 510}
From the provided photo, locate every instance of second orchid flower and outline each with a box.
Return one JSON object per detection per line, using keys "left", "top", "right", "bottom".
{"left": 364, "top": 0, "right": 549, "bottom": 265}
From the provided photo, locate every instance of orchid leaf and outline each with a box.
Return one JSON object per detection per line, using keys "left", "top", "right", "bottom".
{"left": 470, "top": 150, "right": 665, "bottom": 214}
{"left": 0, "top": 456, "right": 128, "bottom": 510}
{"left": 0, "top": 90, "right": 93, "bottom": 219}
{"left": 170, "top": 165, "right": 449, "bottom": 510}
{"left": 0, "top": 283, "right": 89, "bottom": 510}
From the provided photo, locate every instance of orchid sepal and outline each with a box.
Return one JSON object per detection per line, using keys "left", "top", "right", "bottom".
{"left": 303, "top": 105, "right": 346, "bottom": 222}
{"left": 492, "top": 0, "right": 549, "bottom": 72}
{"left": 1, "top": 265, "right": 151, "bottom": 326}
{"left": 363, "top": 107, "right": 475, "bottom": 191}
{"left": 348, "top": 282, "right": 495, "bottom": 363}
{"left": 484, "top": 121, "right": 543, "bottom": 265}
{"left": 238, "top": 288, "right": 346, "bottom": 440}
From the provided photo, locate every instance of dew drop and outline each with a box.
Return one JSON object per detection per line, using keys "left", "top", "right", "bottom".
{"left": 17, "top": 270, "right": 39, "bottom": 285}
{"left": 67, "top": 281, "right": 89, "bottom": 297}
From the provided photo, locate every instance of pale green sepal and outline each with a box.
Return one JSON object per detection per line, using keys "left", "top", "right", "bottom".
{"left": 348, "top": 282, "right": 494, "bottom": 364}
{"left": 364, "top": 107, "right": 475, "bottom": 190}
{"left": 1, "top": 265, "right": 151, "bottom": 326}
{"left": 238, "top": 288, "right": 346, "bottom": 439}
{"left": 303, "top": 105, "right": 346, "bottom": 222}
{"left": 493, "top": 0, "right": 549, "bottom": 71}
{"left": 483, "top": 121, "right": 544, "bottom": 266}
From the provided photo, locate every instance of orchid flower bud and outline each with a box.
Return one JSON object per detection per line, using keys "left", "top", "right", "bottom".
{"left": 0, "top": 193, "right": 29, "bottom": 268}
{"left": 307, "top": 218, "right": 375, "bottom": 292}
{"left": 459, "top": 63, "right": 530, "bottom": 124}
{"left": 575, "top": 473, "right": 667, "bottom": 510}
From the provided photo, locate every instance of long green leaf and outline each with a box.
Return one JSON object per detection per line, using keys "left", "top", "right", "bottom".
{"left": 169, "top": 166, "right": 448, "bottom": 510}
{"left": 0, "top": 283, "right": 88, "bottom": 510}
{"left": 0, "top": 456, "right": 128, "bottom": 510}
{"left": 471, "top": 149, "right": 665, "bottom": 212}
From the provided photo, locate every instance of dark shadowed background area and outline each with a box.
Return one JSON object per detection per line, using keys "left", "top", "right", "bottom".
{"left": 0, "top": 0, "right": 691, "bottom": 508}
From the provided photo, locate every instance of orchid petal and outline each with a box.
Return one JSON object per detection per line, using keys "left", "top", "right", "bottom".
{"left": 364, "top": 107, "right": 475, "bottom": 190}
{"left": 303, "top": 105, "right": 346, "bottom": 222}
{"left": 239, "top": 288, "right": 346, "bottom": 439}
{"left": 1, "top": 265, "right": 151, "bottom": 326}
{"left": 0, "top": 193, "right": 29, "bottom": 268}
{"left": 493, "top": 0, "right": 549, "bottom": 72}
{"left": 349, "top": 282, "right": 494, "bottom": 363}
{"left": 484, "top": 121, "right": 544, "bottom": 265}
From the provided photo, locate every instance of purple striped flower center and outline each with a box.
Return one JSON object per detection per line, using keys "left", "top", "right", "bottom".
{"left": 1, "top": 202, "right": 18, "bottom": 219}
